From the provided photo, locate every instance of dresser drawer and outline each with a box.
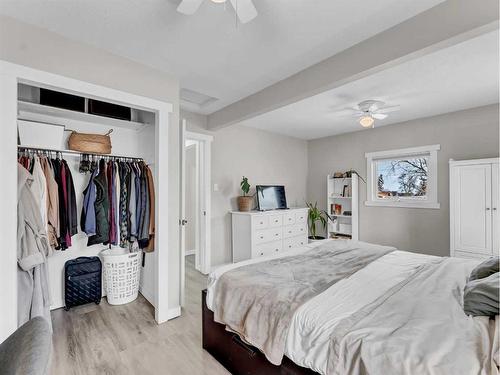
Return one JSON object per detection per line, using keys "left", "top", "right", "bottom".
{"left": 295, "top": 211, "right": 307, "bottom": 224}
{"left": 283, "top": 224, "right": 307, "bottom": 238}
{"left": 283, "top": 212, "right": 296, "bottom": 225}
{"left": 254, "top": 228, "right": 282, "bottom": 244}
{"left": 252, "top": 240, "right": 282, "bottom": 258}
{"left": 252, "top": 215, "right": 268, "bottom": 229}
{"left": 283, "top": 235, "right": 307, "bottom": 251}
{"left": 268, "top": 214, "right": 283, "bottom": 227}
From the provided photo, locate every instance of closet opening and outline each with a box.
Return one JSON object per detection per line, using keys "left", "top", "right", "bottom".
{"left": 1, "top": 61, "right": 174, "bottom": 343}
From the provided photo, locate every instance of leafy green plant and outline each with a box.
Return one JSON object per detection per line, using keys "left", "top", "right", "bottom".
{"left": 306, "top": 202, "right": 327, "bottom": 239}
{"left": 240, "top": 176, "right": 250, "bottom": 196}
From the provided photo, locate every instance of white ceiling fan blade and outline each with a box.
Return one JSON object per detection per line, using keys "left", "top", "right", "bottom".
{"left": 177, "top": 0, "right": 205, "bottom": 15}
{"left": 376, "top": 105, "right": 401, "bottom": 114}
{"left": 372, "top": 113, "right": 388, "bottom": 120}
{"left": 351, "top": 111, "right": 365, "bottom": 118}
{"left": 229, "top": 0, "right": 258, "bottom": 23}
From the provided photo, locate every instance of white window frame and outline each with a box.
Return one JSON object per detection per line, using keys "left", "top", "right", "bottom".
{"left": 365, "top": 144, "right": 440, "bottom": 209}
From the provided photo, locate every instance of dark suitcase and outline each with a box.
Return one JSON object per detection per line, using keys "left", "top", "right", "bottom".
{"left": 64, "top": 256, "right": 102, "bottom": 310}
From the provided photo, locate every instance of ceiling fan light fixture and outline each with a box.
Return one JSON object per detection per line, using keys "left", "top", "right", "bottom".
{"left": 211, "top": 0, "right": 227, "bottom": 3}
{"left": 359, "top": 115, "right": 375, "bottom": 128}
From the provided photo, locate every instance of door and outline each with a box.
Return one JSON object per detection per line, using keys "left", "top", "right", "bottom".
{"left": 492, "top": 163, "right": 499, "bottom": 255}
{"left": 180, "top": 119, "right": 187, "bottom": 306}
{"left": 453, "top": 164, "right": 492, "bottom": 254}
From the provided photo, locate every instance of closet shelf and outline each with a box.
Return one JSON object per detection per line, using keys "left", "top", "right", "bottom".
{"left": 17, "top": 101, "right": 149, "bottom": 131}
{"left": 18, "top": 145, "right": 144, "bottom": 161}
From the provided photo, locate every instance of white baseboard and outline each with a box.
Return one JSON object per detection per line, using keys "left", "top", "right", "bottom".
{"left": 166, "top": 306, "right": 181, "bottom": 320}
{"left": 185, "top": 249, "right": 196, "bottom": 256}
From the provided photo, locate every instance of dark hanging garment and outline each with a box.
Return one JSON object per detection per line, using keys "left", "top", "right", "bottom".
{"left": 119, "top": 162, "right": 130, "bottom": 248}
{"left": 63, "top": 160, "right": 78, "bottom": 239}
{"left": 53, "top": 158, "right": 68, "bottom": 250}
{"left": 138, "top": 162, "right": 150, "bottom": 249}
{"left": 88, "top": 159, "right": 110, "bottom": 246}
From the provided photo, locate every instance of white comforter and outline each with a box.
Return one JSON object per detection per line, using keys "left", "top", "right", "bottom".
{"left": 207, "top": 240, "right": 498, "bottom": 374}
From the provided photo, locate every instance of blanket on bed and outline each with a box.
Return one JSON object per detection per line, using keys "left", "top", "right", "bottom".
{"left": 326, "top": 257, "right": 499, "bottom": 375}
{"left": 212, "top": 241, "right": 395, "bottom": 365}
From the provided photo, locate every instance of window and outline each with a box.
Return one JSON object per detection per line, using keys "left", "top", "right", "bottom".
{"left": 365, "top": 145, "right": 440, "bottom": 209}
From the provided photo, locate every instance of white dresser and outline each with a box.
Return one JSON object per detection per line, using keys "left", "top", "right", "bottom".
{"left": 450, "top": 158, "right": 499, "bottom": 260}
{"left": 231, "top": 208, "right": 309, "bottom": 262}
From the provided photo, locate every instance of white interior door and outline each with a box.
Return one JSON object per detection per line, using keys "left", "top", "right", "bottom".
{"left": 453, "top": 164, "right": 492, "bottom": 254}
{"left": 180, "top": 119, "right": 187, "bottom": 306}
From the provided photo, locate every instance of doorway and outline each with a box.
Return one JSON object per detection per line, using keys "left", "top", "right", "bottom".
{"left": 180, "top": 122, "right": 213, "bottom": 306}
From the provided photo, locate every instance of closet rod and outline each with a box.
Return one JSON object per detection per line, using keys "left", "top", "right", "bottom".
{"left": 17, "top": 145, "right": 144, "bottom": 161}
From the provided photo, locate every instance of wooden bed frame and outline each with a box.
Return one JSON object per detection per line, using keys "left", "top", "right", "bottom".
{"left": 202, "top": 290, "right": 319, "bottom": 375}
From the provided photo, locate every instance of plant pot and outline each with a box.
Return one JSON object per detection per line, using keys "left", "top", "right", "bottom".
{"left": 308, "top": 236, "right": 326, "bottom": 243}
{"left": 237, "top": 196, "right": 253, "bottom": 212}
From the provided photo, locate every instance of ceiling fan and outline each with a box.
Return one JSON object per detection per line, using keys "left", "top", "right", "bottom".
{"left": 348, "top": 100, "right": 400, "bottom": 128}
{"left": 177, "top": 0, "right": 258, "bottom": 24}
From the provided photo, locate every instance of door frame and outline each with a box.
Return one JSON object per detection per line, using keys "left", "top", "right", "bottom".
{"left": 0, "top": 60, "right": 174, "bottom": 341}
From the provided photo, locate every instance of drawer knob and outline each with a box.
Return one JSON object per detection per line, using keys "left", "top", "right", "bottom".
{"left": 260, "top": 252, "right": 264, "bottom": 256}
{"left": 275, "top": 249, "right": 279, "bottom": 252}
{"left": 288, "top": 231, "right": 292, "bottom": 233}
{"left": 275, "top": 220, "right": 278, "bottom": 223}
{"left": 260, "top": 221, "right": 263, "bottom": 224}
{"left": 275, "top": 233, "right": 278, "bottom": 236}
{"left": 260, "top": 236, "right": 264, "bottom": 239}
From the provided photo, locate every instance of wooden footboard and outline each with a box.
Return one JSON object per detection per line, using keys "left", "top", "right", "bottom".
{"left": 202, "top": 289, "right": 318, "bottom": 375}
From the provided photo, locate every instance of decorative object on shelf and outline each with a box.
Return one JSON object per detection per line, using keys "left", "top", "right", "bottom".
{"left": 343, "top": 169, "right": 366, "bottom": 183}
{"left": 342, "top": 184, "right": 349, "bottom": 197}
{"left": 334, "top": 204, "right": 342, "bottom": 215}
{"left": 237, "top": 176, "right": 253, "bottom": 211}
{"left": 306, "top": 202, "right": 327, "bottom": 241}
{"left": 333, "top": 172, "right": 344, "bottom": 178}
{"left": 343, "top": 210, "right": 352, "bottom": 216}
{"left": 68, "top": 129, "right": 113, "bottom": 154}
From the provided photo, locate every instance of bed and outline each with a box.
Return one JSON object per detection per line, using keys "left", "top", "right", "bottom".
{"left": 203, "top": 240, "right": 499, "bottom": 375}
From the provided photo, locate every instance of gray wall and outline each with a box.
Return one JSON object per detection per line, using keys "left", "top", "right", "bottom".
{"left": 212, "top": 125, "right": 308, "bottom": 266}
{"left": 0, "top": 15, "right": 182, "bottom": 310}
{"left": 307, "top": 104, "right": 499, "bottom": 256}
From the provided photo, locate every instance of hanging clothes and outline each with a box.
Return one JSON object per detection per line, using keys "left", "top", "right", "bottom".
{"left": 63, "top": 160, "right": 78, "bottom": 246}
{"left": 88, "top": 159, "right": 110, "bottom": 246}
{"left": 79, "top": 158, "right": 155, "bottom": 251}
{"left": 17, "top": 163, "right": 52, "bottom": 332}
{"left": 40, "top": 156, "right": 59, "bottom": 251}
{"left": 144, "top": 165, "right": 155, "bottom": 252}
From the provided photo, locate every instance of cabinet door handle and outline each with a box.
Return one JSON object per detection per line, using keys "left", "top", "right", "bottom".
{"left": 486, "top": 208, "right": 491, "bottom": 211}
{"left": 493, "top": 208, "right": 497, "bottom": 211}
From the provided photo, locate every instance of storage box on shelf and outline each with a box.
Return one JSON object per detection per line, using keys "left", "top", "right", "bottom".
{"left": 327, "top": 175, "right": 358, "bottom": 240}
{"left": 231, "top": 208, "right": 308, "bottom": 262}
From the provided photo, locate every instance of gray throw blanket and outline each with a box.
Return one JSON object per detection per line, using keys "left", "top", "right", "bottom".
{"left": 212, "top": 241, "right": 395, "bottom": 365}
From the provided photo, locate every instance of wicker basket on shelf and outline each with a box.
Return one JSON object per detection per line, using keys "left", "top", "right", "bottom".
{"left": 68, "top": 129, "right": 113, "bottom": 154}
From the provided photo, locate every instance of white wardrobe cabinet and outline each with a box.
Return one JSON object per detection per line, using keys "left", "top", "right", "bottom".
{"left": 450, "top": 158, "right": 499, "bottom": 260}
{"left": 231, "top": 208, "right": 308, "bottom": 262}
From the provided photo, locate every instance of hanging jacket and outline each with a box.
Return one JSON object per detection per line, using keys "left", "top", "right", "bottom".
{"left": 63, "top": 160, "right": 78, "bottom": 243}
{"left": 144, "top": 165, "right": 156, "bottom": 252}
{"left": 138, "top": 162, "right": 150, "bottom": 248}
{"left": 52, "top": 158, "right": 67, "bottom": 250}
{"left": 17, "top": 164, "right": 52, "bottom": 331}
{"left": 40, "top": 157, "right": 60, "bottom": 250}
{"left": 119, "top": 161, "right": 130, "bottom": 248}
{"left": 128, "top": 165, "right": 137, "bottom": 241}
{"left": 88, "top": 159, "right": 110, "bottom": 246}
{"left": 81, "top": 168, "right": 97, "bottom": 236}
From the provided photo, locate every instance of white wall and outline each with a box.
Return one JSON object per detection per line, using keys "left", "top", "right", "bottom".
{"left": 0, "top": 16, "right": 181, "bottom": 313}
{"left": 211, "top": 125, "right": 308, "bottom": 266}
{"left": 307, "top": 104, "right": 500, "bottom": 256}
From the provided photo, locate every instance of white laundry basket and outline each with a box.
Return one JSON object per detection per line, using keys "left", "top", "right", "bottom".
{"left": 100, "top": 248, "right": 142, "bottom": 305}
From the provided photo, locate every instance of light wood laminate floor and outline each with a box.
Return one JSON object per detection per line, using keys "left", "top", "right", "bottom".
{"left": 50, "top": 255, "right": 230, "bottom": 375}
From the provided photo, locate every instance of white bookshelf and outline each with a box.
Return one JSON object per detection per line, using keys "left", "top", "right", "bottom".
{"left": 327, "top": 174, "right": 359, "bottom": 240}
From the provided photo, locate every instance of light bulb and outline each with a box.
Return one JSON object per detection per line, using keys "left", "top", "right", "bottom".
{"left": 359, "top": 115, "right": 374, "bottom": 128}
{"left": 211, "top": 0, "right": 227, "bottom": 3}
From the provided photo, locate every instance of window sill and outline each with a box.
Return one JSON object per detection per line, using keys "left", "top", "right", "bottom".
{"left": 365, "top": 201, "right": 440, "bottom": 209}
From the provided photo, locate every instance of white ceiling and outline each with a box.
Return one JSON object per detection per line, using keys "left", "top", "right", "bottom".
{"left": 0, "top": 0, "right": 445, "bottom": 114}
{"left": 238, "top": 30, "right": 500, "bottom": 140}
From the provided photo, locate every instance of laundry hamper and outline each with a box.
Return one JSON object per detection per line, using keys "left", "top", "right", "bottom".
{"left": 100, "top": 248, "right": 142, "bottom": 305}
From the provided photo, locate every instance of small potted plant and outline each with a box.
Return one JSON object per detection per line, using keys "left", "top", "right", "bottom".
{"left": 237, "top": 176, "right": 253, "bottom": 211}
{"left": 306, "top": 202, "right": 327, "bottom": 242}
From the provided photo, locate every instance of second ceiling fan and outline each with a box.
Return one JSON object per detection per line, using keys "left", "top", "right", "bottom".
{"left": 177, "top": 0, "right": 258, "bottom": 24}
